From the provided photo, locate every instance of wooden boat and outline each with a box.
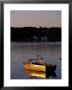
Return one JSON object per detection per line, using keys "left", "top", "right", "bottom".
{"left": 24, "top": 63, "right": 45, "bottom": 72}
{"left": 23, "top": 58, "right": 56, "bottom": 72}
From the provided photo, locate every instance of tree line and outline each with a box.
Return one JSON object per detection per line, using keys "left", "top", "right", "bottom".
{"left": 11, "top": 27, "right": 61, "bottom": 42}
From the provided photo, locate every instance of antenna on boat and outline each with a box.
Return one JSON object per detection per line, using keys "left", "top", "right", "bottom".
{"left": 32, "top": 45, "right": 41, "bottom": 60}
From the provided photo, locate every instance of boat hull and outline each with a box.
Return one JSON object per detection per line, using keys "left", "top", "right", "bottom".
{"left": 23, "top": 63, "right": 56, "bottom": 72}
{"left": 24, "top": 63, "right": 46, "bottom": 72}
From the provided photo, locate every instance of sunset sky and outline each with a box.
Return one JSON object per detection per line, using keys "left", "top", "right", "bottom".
{"left": 11, "top": 11, "right": 61, "bottom": 27}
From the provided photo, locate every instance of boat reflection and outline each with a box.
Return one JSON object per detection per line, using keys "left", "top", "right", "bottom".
{"left": 23, "top": 68, "right": 57, "bottom": 79}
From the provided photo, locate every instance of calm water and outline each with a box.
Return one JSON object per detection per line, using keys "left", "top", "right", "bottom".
{"left": 11, "top": 42, "right": 61, "bottom": 79}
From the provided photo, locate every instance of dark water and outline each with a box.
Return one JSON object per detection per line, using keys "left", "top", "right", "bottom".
{"left": 11, "top": 42, "right": 61, "bottom": 79}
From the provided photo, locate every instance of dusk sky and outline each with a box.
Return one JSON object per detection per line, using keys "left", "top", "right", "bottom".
{"left": 11, "top": 11, "right": 61, "bottom": 27}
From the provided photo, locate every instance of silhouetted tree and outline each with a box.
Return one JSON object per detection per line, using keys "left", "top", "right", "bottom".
{"left": 11, "top": 27, "right": 61, "bottom": 42}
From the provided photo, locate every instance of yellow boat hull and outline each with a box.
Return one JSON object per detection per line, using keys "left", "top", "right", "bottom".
{"left": 24, "top": 63, "right": 46, "bottom": 72}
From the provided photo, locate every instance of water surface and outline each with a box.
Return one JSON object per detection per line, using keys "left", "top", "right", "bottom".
{"left": 11, "top": 42, "right": 61, "bottom": 79}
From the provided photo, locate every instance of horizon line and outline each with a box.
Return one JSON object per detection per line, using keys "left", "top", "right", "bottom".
{"left": 11, "top": 26, "right": 61, "bottom": 28}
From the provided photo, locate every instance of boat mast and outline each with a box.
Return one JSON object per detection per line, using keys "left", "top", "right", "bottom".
{"left": 32, "top": 45, "right": 40, "bottom": 60}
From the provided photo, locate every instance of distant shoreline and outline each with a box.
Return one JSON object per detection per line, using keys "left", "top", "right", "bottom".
{"left": 11, "top": 27, "right": 61, "bottom": 42}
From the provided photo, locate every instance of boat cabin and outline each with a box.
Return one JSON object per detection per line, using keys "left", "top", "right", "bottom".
{"left": 27, "top": 58, "right": 46, "bottom": 65}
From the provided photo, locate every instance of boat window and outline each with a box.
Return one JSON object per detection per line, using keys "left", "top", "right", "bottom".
{"left": 32, "top": 62, "right": 43, "bottom": 65}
